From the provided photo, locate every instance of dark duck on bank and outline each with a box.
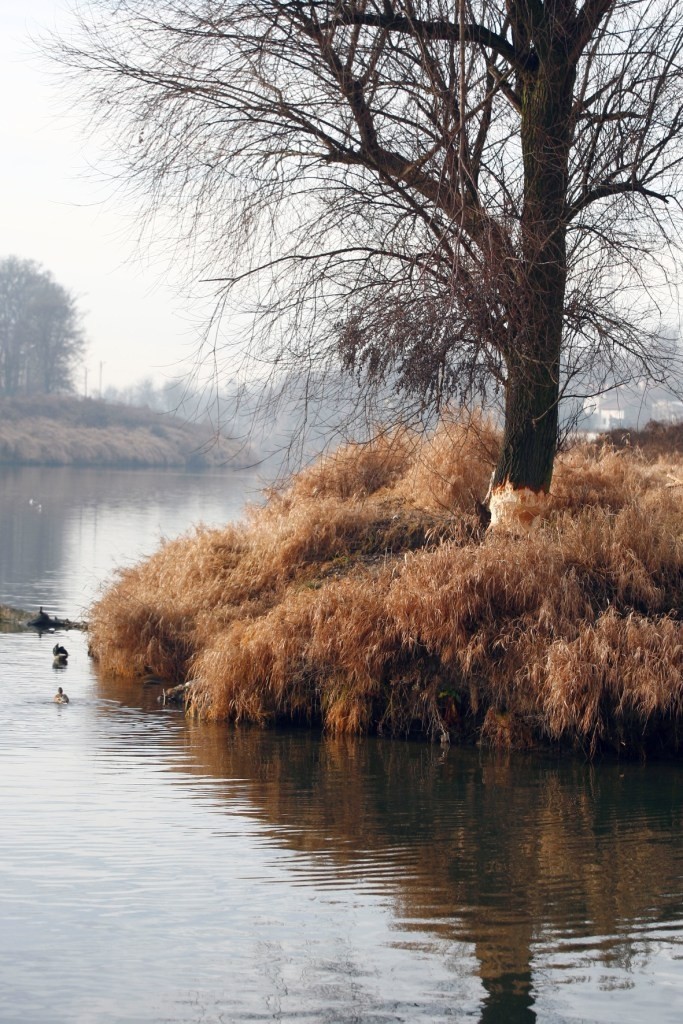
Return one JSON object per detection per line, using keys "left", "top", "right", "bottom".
{"left": 29, "top": 606, "right": 54, "bottom": 629}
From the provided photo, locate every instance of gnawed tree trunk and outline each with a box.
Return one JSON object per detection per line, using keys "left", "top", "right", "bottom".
{"left": 489, "top": 355, "right": 559, "bottom": 529}
{"left": 489, "top": 40, "right": 575, "bottom": 531}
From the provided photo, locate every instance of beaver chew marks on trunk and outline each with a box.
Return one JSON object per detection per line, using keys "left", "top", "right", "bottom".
{"left": 489, "top": 482, "right": 550, "bottom": 532}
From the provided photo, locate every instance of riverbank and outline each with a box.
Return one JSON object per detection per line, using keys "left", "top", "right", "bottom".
{"left": 88, "top": 417, "right": 683, "bottom": 756}
{"left": 0, "top": 605, "right": 32, "bottom": 630}
{"left": 0, "top": 394, "right": 249, "bottom": 469}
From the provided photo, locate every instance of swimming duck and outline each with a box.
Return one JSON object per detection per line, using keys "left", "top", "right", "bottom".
{"left": 52, "top": 643, "right": 68, "bottom": 665}
{"left": 53, "top": 686, "right": 69, "bottom": 704}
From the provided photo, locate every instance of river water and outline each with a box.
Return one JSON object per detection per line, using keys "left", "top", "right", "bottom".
{"left": 1, "top": 464, "right": 682, "bottom": 1024}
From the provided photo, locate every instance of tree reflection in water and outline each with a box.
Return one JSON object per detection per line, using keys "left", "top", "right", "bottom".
{"left": 96, "top": 673, "right": 683, "bottom": 1022}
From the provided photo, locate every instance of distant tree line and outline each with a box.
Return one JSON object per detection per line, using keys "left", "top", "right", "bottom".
{"left": 0, "top": 256, "right": 86, "bottom": 396}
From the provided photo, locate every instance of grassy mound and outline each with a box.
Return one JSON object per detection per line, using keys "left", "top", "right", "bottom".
{"left": 88, "top": 417, "right": 683, "bottom": 756}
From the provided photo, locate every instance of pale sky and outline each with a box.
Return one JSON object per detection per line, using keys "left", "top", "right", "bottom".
{"left": 1, "top": 0, "right": 207, "bottom": 392}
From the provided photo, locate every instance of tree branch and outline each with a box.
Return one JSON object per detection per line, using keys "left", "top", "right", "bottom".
{"left": 571, "top": 0, "right": 616, "bottom": 62}
{"left": 317, "top": 6, "right": 534, "bottom": 73}
{"left": 569, "top": 181, "right": 672, "bottom": 220}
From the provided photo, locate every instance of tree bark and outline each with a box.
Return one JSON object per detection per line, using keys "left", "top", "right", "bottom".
{"left": 489, "top": 42, "right": 575, "bottom": 530}
{"left": 495, "top": 355, "right": 560, "bottom": 493}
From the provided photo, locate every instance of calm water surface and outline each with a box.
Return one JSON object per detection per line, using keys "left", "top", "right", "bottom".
{"left": 1, "top": 465, "right": 682, "bottom": 1023}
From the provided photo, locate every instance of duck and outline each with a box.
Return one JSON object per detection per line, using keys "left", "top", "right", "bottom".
{"left": 53, "top": 686, "right": 69, "bottom": 704}
{"left": 52, "top": 643, "right": 69, "bottom": 665}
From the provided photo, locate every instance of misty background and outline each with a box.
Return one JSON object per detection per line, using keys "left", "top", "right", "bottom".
{"left": 2, "top": 0, "right": 682, "bottom": 468}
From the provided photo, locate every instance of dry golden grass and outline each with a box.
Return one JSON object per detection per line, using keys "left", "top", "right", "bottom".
{"left": 88, "top": 418, "right": 683, "bottom": 755}
{"left": 541, "top": 610, "right": 683, "bottom": 753}
{"left": 396, "top": 412, "right": 499, "bottom": 511}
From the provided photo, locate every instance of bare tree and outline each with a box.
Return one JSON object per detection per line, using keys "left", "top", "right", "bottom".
{"left": 56, "top": 0, "right": 683, "bottom": 524}
{"left": 0, "top": 257, "right": 86, "bottom": 395}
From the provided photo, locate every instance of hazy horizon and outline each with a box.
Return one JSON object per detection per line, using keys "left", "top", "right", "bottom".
{"left": 1, "top": 0, "right": 213, "bottom": 394}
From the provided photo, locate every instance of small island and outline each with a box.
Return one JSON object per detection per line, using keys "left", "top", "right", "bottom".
{"left": 87, "top": 417, "right": 683, "bottom": 758}
{"left": 0, "top": 605, "right": 87, "bottom": 632}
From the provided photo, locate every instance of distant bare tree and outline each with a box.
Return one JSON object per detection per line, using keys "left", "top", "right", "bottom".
{"left": 0, "top": 257, "right": 86, "bottom": 396}
{"left": 57, "top": 0, "right": 683, "bottom": 524}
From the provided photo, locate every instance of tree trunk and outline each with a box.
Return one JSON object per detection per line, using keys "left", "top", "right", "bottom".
{"left": 488, "top": 49, "right": 575, "bottom": 531}
{"left": 489, "top": 348, "right": 560, "bottom": 529}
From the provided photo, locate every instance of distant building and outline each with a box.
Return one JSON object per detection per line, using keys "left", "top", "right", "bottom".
{"left": 582, "top": 385, "right": 683, "bottom": 432}
{"left": 650, "top": 397, "right": 683, "bottom": 423}
{"left": 593, "top": 405, "right": 626, "bottom": 430}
